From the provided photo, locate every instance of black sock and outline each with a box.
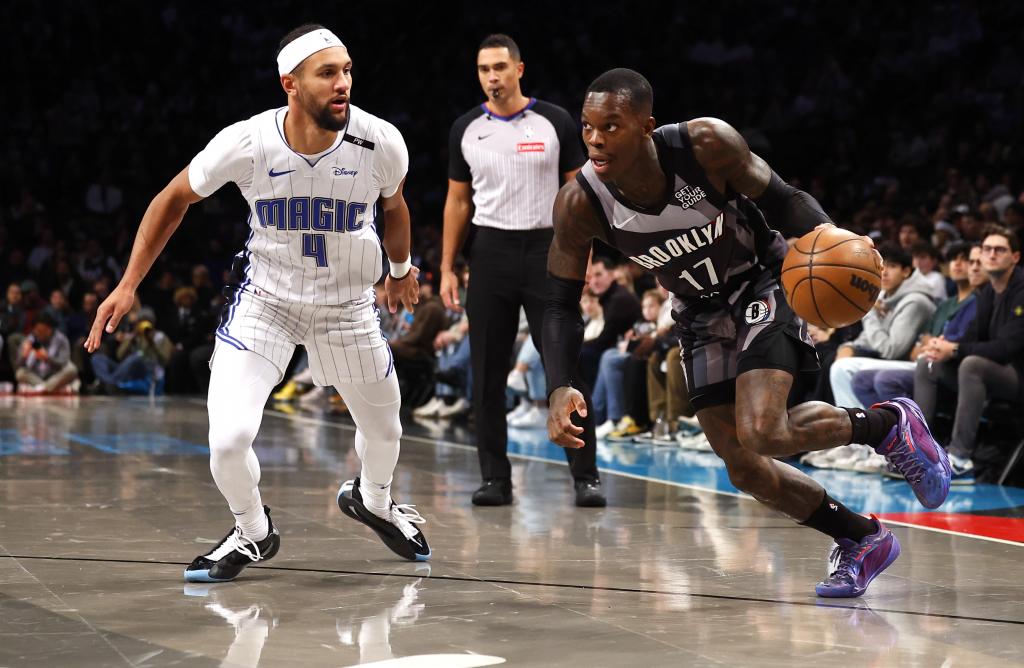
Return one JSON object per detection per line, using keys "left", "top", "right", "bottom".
{"left": 844, "top": 406, "right": 898, "bottom": 447}
{"left": 800, "top": 492, "right": 877, "bottom": 543}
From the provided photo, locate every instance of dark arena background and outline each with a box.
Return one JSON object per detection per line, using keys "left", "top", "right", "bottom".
{"left": 2, "top": 2, "right": 1023, "bottom": 666}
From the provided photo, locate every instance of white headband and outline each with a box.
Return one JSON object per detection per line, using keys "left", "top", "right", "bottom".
{"left": 277, "top": 29, "right": 345, "bottom": 76}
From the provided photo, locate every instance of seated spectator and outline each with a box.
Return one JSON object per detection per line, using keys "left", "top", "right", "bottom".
{"left": 581, "top": 289, "right": 604, "bottom": 342}
{"left": 67, "top": 292, "right": 98, "bottom": 347}
{"left": 593, "top": 289, "right": 663, "bottom": 439}
{"left": 76, "top": 239, "right": 121, "bottom": 283}
{"left": 15, "top": 312, "right": 79, "bottom": 394}
{"left": 42, "top": 289, "right": 72, "bottom": 335}
{"left": 163, "top": 286, "right": 214, "bottom": 394}
{"left": 645, "top": 286, "right": 697, "bottom": 441}
{"left": 830, "top": 243, "right": 937, "bottom": 408}
{"left": 851, "top": 242, "right": 982, "bottom": 407}
{"left": 897, "top": 216, "right": 924, "bottom": 252}
{"left": 1, "top": 282, "right": 26, "bottom": 370}
{"left": 822, "top": 244, "right": 936, "bottom": 472}
{"left": 504, "top": 336, "right": 546, "bottom": 428}
{"left": 389, "top": 275, "right": 447, "bottom": 404}
{"left": 91, "top": 319, "right": 173, "bottom": 394}
{"left": 67, "top": 291, "right": 99, "bottom": 388}
{"left": 413, "top": 313, "right": 472, "bottom": 420}
{"left": 916, "top": 226, "right": 1024, "bottom": 484}
{"left": 579, "top": 257, "right": 641, "bottom": 388}
{"left": 910, "top": 241, "right": 948, "bottom": 302}
{"left": 190, "top": 264, "right": 217, "bottom": 311}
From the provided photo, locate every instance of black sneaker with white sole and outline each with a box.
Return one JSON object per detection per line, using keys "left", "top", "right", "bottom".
{"left": 337, "top": 478, "right": 431, "bottom": 562}
{"left": 184, "top": 506, "right": 280, "bottom": 583}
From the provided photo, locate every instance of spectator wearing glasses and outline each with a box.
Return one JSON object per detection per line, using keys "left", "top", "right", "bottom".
{"left": 917, "top": 226, "right": 1024, "bottom": 483}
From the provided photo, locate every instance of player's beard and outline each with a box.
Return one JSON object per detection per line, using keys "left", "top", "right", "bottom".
{"left": 313, "top": 102, "right": 347, "bottom": 132}
{"left": 299, "top": 90, "right": 347, "bottom": 132}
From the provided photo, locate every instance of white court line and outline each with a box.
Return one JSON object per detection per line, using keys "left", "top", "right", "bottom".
{"left": 263, "top": 407, "right": 1023, "bottom": 548}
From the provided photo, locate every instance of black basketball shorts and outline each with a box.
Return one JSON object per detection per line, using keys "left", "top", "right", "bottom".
{"left": 673, "top": 269, "right": 819, "bottom": 411}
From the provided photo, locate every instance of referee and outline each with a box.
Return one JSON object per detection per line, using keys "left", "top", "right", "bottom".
{"left": 440, "top": 34, "right": 605, "bottom": 508}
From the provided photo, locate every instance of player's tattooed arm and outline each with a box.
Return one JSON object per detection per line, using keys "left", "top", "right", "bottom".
{"left": 688, "top": 117, "right": 772, "bottom": 197}
{"left": 688, "top": 117, "right": 833, "bottom": 237}
{"left": 547, "top": 180, "right": 604, "bottom": 280}
{"left": 544, "top": 181, "right": 604, "bottom": 449}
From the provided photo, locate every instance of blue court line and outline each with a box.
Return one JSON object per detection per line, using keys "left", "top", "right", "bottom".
{"left": 259, "top": 405, "right": 1024, "bottom": 518}
{"left": 64, "top": 433, "right": 209, "bottom": 456}
{"left": 502, "top": 428, "right": 1024, "bottom": 516}
{"left": 0, "top": 429, "right": 69, "bottom": 456}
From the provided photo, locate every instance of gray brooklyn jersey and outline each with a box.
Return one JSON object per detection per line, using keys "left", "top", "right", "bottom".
{"left": 577, "top": 122, "right": 789, "bottom": 303}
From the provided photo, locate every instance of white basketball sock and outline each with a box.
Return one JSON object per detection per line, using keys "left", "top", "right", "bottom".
{"left": 359, "top": 477, "right": 392, "bottom": 518}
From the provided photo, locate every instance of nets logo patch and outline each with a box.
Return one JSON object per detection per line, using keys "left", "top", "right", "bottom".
{"left": 744, "top": 300, "right": 772, "bottom": 325}
{"left": 517, "top": 142, "right": 545, "bottom": 153}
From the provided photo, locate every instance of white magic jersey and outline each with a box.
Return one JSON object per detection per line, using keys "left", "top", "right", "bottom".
{"left": 189, "top": 104, "right": 408, "bottom": 305}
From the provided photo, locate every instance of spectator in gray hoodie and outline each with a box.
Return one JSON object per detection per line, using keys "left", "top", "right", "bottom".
{"left": 829, "top": 244, "right": 937, "bottom": 409}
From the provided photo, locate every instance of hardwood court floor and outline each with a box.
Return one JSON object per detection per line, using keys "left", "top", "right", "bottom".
{"left": 1, "top": 396, "right": 1022, "bottom": 667}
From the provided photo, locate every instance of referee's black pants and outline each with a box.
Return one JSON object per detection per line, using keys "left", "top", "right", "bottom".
{"left": 467, "top": 227, "right": 599, "bottom": 483}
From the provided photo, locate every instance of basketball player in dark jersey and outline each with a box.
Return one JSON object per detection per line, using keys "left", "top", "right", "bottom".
{"left": 542, "top": 69, "right": 952, "bottom": 598}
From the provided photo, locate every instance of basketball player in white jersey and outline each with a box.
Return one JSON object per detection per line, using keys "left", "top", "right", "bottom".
{"left": 85, "top": 24, "right": 430, "bottom": 582}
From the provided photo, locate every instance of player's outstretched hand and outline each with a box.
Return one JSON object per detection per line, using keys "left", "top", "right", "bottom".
{"left": 385, "top": 266, "right": 420, "bottom": 314}
{"left": 85, "top": 286, "right": 136, "bottom": 353}
{"left": 547, "top": 386, "right": 588, "bottom": 449}
{"left": 439, "top": 268, "right": 462, "bottom": 313}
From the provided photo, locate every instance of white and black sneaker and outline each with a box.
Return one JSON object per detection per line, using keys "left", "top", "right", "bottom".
{"left": 337, "top": 478, "right": 430, "bottom": 562}
{"left": 184, "top": 506, "right": 281, "bottom": 583}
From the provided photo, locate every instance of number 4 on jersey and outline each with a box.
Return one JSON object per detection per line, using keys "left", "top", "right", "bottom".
{"left": 302, "top": 233, "right": 328, "bottom": 267}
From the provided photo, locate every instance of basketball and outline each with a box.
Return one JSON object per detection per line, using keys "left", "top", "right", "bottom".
{"left": 780, "top": 227, "right": 883, "bottom": 329}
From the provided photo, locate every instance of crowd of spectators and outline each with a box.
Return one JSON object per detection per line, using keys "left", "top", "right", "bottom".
{"left": 2, "top": 3, "right": 1023, "bottom": 479}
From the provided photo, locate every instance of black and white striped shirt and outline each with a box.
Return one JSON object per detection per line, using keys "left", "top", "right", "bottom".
{"left": 449, "top": 99, "right": 584, "bottom": 231}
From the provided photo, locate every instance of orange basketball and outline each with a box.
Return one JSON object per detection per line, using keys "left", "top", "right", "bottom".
{"left": 781, "top": 227, "right": 883, "bottom": 329}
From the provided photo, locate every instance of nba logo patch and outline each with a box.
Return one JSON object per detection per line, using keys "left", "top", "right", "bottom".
{"left": 744, "top": 300, "right": 771, "bottom": 324}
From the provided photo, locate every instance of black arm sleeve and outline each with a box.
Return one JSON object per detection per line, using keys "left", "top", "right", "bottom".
{"left": 753, "top": 171, "right": 833, "bottom": 238}
{"left": 542, "top": 274, "right": 586, "bottom": 397}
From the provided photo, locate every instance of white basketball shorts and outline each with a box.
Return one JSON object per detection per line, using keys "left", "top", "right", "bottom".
{"left": 213, "top": 284, "right": 394, "bottom": 386}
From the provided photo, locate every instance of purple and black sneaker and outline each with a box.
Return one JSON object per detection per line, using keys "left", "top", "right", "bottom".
{"left": 816, "top": 516, "right": 901, "bottom": 598}
{"left": 871, "top": 398, "right": 951, "bottom": 509}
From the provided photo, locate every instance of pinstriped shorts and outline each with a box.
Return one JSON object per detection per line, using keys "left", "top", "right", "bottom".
{"left": 674, "top": 269, "right": 818, "bottom": 411}
{"left": 214, "top": 284, "right": 393, "bottom": 386}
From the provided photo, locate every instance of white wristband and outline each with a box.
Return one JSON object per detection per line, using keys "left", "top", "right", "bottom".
{"left": 389, "top": 256, "right": 412, "bottom": 279}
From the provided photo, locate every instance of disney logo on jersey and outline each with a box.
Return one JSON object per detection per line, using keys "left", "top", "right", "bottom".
{"left": 674, "top": 185, "right": 707, "bottom": 210}
{"left": 254, "top": 197, "right": 368, "bottom": 233}
{"left": 331, "top": 167, "right": 359, "bottom": 178}
{"left": 629, "top": 213, "right": 725, "bottom": 270}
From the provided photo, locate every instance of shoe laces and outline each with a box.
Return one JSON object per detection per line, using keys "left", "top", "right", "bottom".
{"left": 825, "top": 543, "right": 858, "bottom": 585}
{"left": 887, "top": 438, "right": 926, "bottom": 485}
{"left": 389, "top": 503, "right": 426, "bottom": 541}
{"left": 208, "top": 528, "right": 263, "bottom": 563}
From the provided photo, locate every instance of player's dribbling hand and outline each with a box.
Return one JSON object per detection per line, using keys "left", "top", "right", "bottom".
{"left": 439, "top": 269, "right": 462, "bottom": 313}
{"left": 385, "top": 266, "right": 420, "bottom": 314}
{"left": 547, "top": 386, "right": 588, "bottom": 449}
{"left": 85, "top": 286, "right": 136, "bottom": 353}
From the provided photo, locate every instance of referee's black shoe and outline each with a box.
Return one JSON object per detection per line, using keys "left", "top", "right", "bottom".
{"left": 184, "top": 507, "right": 280, "bottom": 583}
{"left": 472, "top": 478, "right": 513, "bottom": 506}
{"left": 574, "top": 479, "right": 607, "bottom": 508}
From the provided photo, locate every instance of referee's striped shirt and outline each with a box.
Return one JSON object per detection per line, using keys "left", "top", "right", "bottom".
{"left": 449, "top": 98, "right": 584, "bottom": 231}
